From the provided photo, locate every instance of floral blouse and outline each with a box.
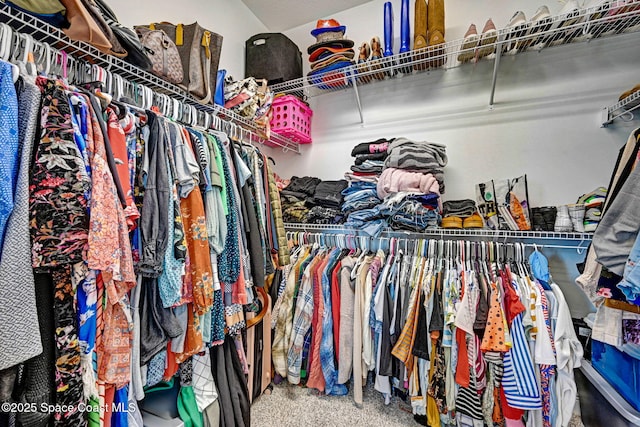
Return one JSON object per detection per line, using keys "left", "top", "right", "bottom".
{"left": 30, "top": 78, "right": 90, "bottom": 269}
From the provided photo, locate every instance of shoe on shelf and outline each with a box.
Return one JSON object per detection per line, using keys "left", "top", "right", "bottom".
{"left": 356, "top": 41, "right": 373, "bottom": 84}
{"left": 606, "top": 0, "right": 640, "bottom": 34}
{"left": 584, "top": 221, "right": 599, "bottom": 232}
{"left": 457, "top": 23, "right": 479, "bottom": 63}
{"left": 503, "top": 11, "right": 529, "bottom": 54}
{"left": 546, "top": 0, "right": 582, "bottom": 46}
{"left": 463, "top": 212, "right": 484, "bottom": 229}
{"left": 370, "top": 36, "right": 386, "bottom": 80}
{"left": 540, "top": 206, "right": 558, "bottom": 231}
{"left": 554, "top": 205, "right": 574, "bottom": 232}
{"left": 532, "top": 206, "right": 557, "bottom": 231}
{"left": 476, "top": 18, "right": 497, "bottom": 60}
{"left": 525, "top": 5, "right": 553, "bottom": 50}
{"left": 619, "top": 83, "right": 640, "bottom": 110}
{"left": 532, "top": 208, "right": 546, "bottom": 231}
{"left": 427, "top": 0, "right": 446, "bottom": 68}
{"left": 577, "top": 186, "right": 608, "bottom": 206}
{"left": 568, "top": 203, "right": 586, "bottom": 232}
{"left": 413, "top": 0, "right": 429, "bottom": 71}
{"left": 442, "top": 216, "right": 463, "bottom": 229}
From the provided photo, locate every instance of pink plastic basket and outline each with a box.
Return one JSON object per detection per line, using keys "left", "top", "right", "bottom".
{"left": 270, "top": 95, "right": 313, "bottom": 144}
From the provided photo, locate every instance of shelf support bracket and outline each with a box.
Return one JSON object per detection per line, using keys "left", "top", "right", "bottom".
{"left": 488, "top": 39, "right": 504, "bottom": 110}
{"left": 349, "top": 75, "right": 364, "bottom": 124}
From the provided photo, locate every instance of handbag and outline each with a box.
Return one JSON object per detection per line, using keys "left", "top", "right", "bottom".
{"left": 80, "top": 0, "right": 127, "bottom": 57}
{"left": 59, "top": 0, "right": 112, "bottom": 53}
{"left": 145, "top": 22, "right": 222, "bottom": 103}
{"left": 135, "top": 26, "right": 183, "bottom": 84}
{"left": 92, "top": 0, "right": 153, "bottom": 71}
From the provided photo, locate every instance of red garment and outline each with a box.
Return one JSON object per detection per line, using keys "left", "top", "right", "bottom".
{"left": 106, "top": 108, "right": 139, "bottom": 230}
{"left": 501, "top": 267, "right": 526, "bottom": 325}
{"left": 103, "top": 385, "right": 115, "bottom": 427}
{"left": 455, "top": 327, "right": 470, "bottom": 387}
{"left": 500, "top": 385, "right": 525, "bottom": 421}
{"left": 306, "top": 254, "right": 328, "bottom": 392}
{"left": 163, "top": 342, "right": 179, "bottom": 381}
{"left": 331, "top": 259, "right": 342, "bottom": 360}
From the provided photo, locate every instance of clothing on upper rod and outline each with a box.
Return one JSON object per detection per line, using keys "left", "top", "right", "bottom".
{"left": 0, "top": 55, "right": 291, "bottom": 425}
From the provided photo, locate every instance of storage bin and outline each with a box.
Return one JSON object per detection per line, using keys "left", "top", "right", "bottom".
{"left": 591, "top": 339, "right": 640, "bottom": 411}
{"left": 245, "top": 33, "right": 302, "bottom": 85}
{"left": 270, "top": 95, "right": 312, "bottom": 144}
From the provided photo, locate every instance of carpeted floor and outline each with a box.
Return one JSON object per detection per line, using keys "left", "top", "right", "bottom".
{"left": 251, "top": 383, "right": 417, "bottom": 427}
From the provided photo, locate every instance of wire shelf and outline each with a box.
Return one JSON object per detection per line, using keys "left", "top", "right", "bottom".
{"left": 283, "top": 222, "right": 594, "bottom": 242}
{"left": 602, "top": 86, "right": 640, "bottom": 126}
{"left": 0, "top": 3, "right": 300, "bottom": 153}
{"left": 270, "top": 1, "right": 640, "bottom": 98}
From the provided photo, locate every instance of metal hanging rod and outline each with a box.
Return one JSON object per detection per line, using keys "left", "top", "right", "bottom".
{"left": 284, "top": 223, "right": 594, "bottom": 243}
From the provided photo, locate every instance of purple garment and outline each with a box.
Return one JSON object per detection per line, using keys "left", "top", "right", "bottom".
{"left": 623, "top": 319, "right": 640, "bottom": 345}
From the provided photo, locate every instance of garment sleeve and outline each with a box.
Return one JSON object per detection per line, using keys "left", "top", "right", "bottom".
{"left": 139, "top": 115, "right": 170, "bottom": 277}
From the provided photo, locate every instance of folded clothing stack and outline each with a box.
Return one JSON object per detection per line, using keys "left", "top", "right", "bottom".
{"left": 441, "top": 199, "right": 483, "bottom": 229}
{"left": 342, "top": 182, "right": 381, "bottom": 213}
{"left": 384, "top": 137, "right": 447, "bottom": 193}
{"left": 347, "top": 138, "right": 391, "bottom": 179}
{"left": 313, "top": 180, "right": 348, "bottom": 208}
{"left": 341, "top": 137, "right": 447, "bottom": 235}
{"left": 578, "top": 187, "right": 607, "bottom": 232}
{"left": 280, "top": 176, "right": 321, "bottom": 223}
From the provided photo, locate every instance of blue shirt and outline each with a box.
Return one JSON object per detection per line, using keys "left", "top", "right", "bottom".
{"left": 320, "top": 248, "right": 347, "bottom": 395}
{"left": 0, "top": 61, "right": 19, "bottom": 254}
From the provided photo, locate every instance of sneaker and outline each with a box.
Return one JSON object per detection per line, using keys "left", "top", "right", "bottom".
{"left": 568, "top": 203, "right": 586, "bottom": 232}
{"left": 531, "top": 208, "right": 547, "bottom": 231}
{"left": 503, "top": 11, "right": 529, "bottom": 54}
{"left": 539, "top": 206, "right": 558, "bottom": 231}
{"left": 584, "top": 221, "right": 599, "bottom": 232}
{"left": 577, "top": 186, "right": 608, "bottom": 206}
{"left": 476, "top": 19, "right": 497, "bottom": 59}
{"left": 554, "top": 205, "right": 573, "bottom": 232}
{"left": 457, "top": 23, "right": 479, "bottom": 63}
{"left": 526, "top": 5, "right": 553, "bottom": 50}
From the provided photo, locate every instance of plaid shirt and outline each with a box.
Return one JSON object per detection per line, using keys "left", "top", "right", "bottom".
{"left": 287, "top": 255, "right": 321, "bottom": 384}
{"left": 320, "top": 249, "right": 348, "bottom": 395}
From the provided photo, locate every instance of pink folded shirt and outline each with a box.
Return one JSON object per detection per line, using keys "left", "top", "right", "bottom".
{"left": 377, "top": 168, "right": 441, "bottom": 199}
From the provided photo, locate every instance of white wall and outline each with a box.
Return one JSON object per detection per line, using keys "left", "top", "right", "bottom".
{"left": 262, "top": 0, "right": 640, "bottom": 318}
{"left": 108, "top": 0, "right": 268, "bottom": 78}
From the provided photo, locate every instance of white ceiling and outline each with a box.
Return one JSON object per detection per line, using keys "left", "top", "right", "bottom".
{"left": 241, "top": 0, "right": 373, "bottom": 32}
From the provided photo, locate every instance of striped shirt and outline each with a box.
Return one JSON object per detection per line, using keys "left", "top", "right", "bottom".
{"left": 502, "top": 312, "right": 542, "bottom": 409}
